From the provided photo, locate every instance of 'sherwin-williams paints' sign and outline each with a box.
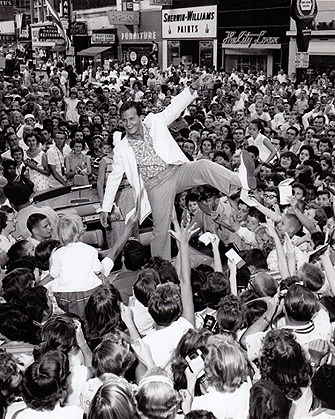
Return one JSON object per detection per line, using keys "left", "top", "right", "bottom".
{"left": 162, "top": 5, "right": 217, "bottom": 39}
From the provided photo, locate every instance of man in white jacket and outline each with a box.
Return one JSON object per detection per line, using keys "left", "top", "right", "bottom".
{"left": 100, "top": 73, "right": 256, "bottom": 260}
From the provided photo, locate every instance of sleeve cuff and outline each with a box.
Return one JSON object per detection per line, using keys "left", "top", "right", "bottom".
{"left": 101, "top": 257, "right": 114, "bottom": 277}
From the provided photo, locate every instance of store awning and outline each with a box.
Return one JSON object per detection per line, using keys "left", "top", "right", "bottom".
{"left": 50, "top": 45, "right": 66, "bottom": 52}
{"left": 308, "top": 40, "right": 335, "bottom": 56}
{"left": 77, "top": 46, "right": 111, "bottom": 56}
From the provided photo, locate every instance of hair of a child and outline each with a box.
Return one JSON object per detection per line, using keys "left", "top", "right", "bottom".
{"left": 33, "top": 315, "right": 77, "bottom": 360}
{"left": 57, "top": 214, "right": 85, "bottom": 246}
{"left": 136, "top": 367, "right": 181, "bottom": 419}
{"left": 88, "top": 376, "right": 137, "bottom": 419}
{"left": 92, "top": 331, "right": 135, "bottom": 377}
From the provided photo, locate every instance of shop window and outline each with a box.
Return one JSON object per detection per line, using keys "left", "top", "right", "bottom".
{"left": 309, "top": 55, "right": 335, "bottom": 74}
{"left": 237, "top": 55, "right": 267, "bottom": 73}
{"left": 225, "top": 54, "right": 267, "bottom": 73}
{"left": 167, "top": 41, "right": 180, "bottom": 66}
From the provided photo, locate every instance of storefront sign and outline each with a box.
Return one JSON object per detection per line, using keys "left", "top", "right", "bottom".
{"left": 149, "top": 0, "right": 172, "bottom": 4}
{"left": 295, "top": 52, "right": 309, "bottom": 68}
{"left": 129, "top": 51, "right": 137, "bottom": 61}
{"left": 91, "top": 33, "right": 116, "bottom": 44}
{"left": 294, "top": 0, "right": 318, "bottom": 22}
{"left": 0, "top": 0, "right": 13, "bottom": 22}
{"left": 61, "top": 0, "right": 69, "bottom": 18}
{"left": 107, "top": 10, "right": 139, "bottom": 25}
{"left": 222, "top": 30, "right": 280, "bottom": 47}
{"left": 0, "top": 34, "right": 15, "bottom": 43}
{"left": 39, "top": 27, "right": 62, "bottom": 39}
{"left": 141, "top": 55, "right": 148, "bottom": 65}
{"left": 70, "top": 21, "right": 87, "bottom": 34}
{"left": 121, "top": 30, "right": 157, "bottom": 42}
{"left": 162, "top": 5, "right": 217, "bottom": 39}
{"left": 291, "top": 0, "right": 318, "bottom": 52}
{"left": 19, "top": 29, "right": 30, "bottom": 40}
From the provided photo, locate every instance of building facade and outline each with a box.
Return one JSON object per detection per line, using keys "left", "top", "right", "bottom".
{"left": 217, "top": 0, "right": 291, "bottom": 76}
{"left": 287, "top": 0, "right": 335, "bottom": 76}
{"left": 161, "top": 4, "right": 217, "bottom": 69}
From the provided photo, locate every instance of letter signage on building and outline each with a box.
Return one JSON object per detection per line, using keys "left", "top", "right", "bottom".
{"left": 108, "top": 10, "right": 139, "bottom": 25}
{"left": 0, "top": 0, "right": 13, "bottom": 22}
{"left": 162, "top": 5, "right": 217, "bottom": 39}
{"left": 39, "top": 27, "right": 63, "bottom": 39}
{"left": 91, "top": 33, "right": 116, "bottom": 44}
{"left": 222, "top": 30, "right": 280, "bottom": 48}
{"left": 120, "top": 30, "right": 157, "bottom": 42}
{"left": 69, "top": 21, "right": 87, "bottom": 35}
{"left": 150, "top": 0, "right": 172, "bottom": 4}
{"left": 0, "top": 34, "right": 15, "bottom": 43}
{"left": 295, "top": 52, "right": 309, "bottom": 68}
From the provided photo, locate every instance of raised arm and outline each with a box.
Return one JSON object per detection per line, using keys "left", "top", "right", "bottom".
{"left": 169, "top": 220, "right": 200, "bottom": 327}
{"left": 263, "top": 137, "right": 278, "bottom": 164}
{"left": 153, "top": 73, "right": 212, "bottom": 127}
{"left": 265, "top": 217, "right": 290, "bottom": 280}
{"left": 241, "top": 193, "right": 282, "bottom": 222}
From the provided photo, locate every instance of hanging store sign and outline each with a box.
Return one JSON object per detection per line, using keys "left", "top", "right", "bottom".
{"left": 0, "top": 0, "right": 13, "bottom": 22}
{"left": 295, "top": 52, "right": 309, "bottom": 68}
{"left": 107, "top": 10, "right": 139, "bottom": 25}
{"left": 162, "top": 5, "right": 217, "bottom": 39}
{"left": 0, "top": 34, "right": 15, "bottom": 43}
{"left": 294, "top": 0, "right": 318, "bottom": 22}
{"left": 149, "top": 0, "right": 172, "bottom": 4}
{"left": 39, "top": 27, "right": 63, "bottom": 39}
{"left": 126, "top": 1, "right": 133, "bottom": 10}
{"left": 91, "top": 33, "right": 116, "bottom": 44}
{"left": 69, "top": 21, "right": 87, "bottom": 35}
{"left": 222, "top": 30, "right": 280, "bottom": 47}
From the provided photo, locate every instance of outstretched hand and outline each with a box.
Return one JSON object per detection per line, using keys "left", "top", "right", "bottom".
{"left": 240, "top": 192, "right": 259, "bottom": 208}
{"left": 262, "top": 217, "right": 278, "bottom": 238}
{"left": 120, "top": 302, "right": 134, "bottom": 327}
{"left": 191, "top": 73, "right": 214, "bottom": 90}
{"left": 168, "top": 213, "right": 199, "bottom": 245}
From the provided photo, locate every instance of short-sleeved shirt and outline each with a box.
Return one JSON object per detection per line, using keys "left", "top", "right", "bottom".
{"left": 46, "top": 145, "right": 66, "bottom": 187}
{"left": 143, "top": 316, "right": 193, "bottom": 370}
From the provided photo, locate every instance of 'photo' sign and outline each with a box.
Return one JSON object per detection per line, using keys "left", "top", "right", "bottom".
{"left": 162, "top": 5, "right": 217, "bottom": 39}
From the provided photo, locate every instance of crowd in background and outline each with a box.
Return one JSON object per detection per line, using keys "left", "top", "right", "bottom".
{"left": 0, "top": 59, "right": 335, "bottom": 418}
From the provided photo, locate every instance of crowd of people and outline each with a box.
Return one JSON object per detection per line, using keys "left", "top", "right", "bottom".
{"left": 0, "top": 58, "right": 335, "bottom": 418}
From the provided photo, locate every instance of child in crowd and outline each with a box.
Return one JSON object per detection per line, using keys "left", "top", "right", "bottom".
{"left": 41, "top": 214, "right": 103, "bottom": 318}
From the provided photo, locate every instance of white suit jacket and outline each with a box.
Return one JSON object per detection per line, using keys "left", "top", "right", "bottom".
{"left": 101, "top": 87, "right": 197, "bottom": 222}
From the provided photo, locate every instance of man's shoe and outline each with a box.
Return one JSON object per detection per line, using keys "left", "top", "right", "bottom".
{"left": 238, "top": 151, "right": 256, "bottom": 190}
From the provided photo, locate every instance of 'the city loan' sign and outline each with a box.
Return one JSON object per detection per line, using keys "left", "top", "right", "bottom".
{"left": 162, "top": 5, "right": 217, "bottom": 39}
{"left": 222, "top": 31, "right": 280, "bottom": 47}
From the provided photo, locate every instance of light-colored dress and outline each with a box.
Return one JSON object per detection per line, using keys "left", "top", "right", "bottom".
{"left": 28, "top": 149, "right": 49, "bottom": 191}
{"left": 248, "top": 132, "right": 271, "bottom": 163}
{"left": 65, "top": 151, "right": 90, "bottom": 185}
{"left": 64, "top": 97, "right": 79, "bottom": 123}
